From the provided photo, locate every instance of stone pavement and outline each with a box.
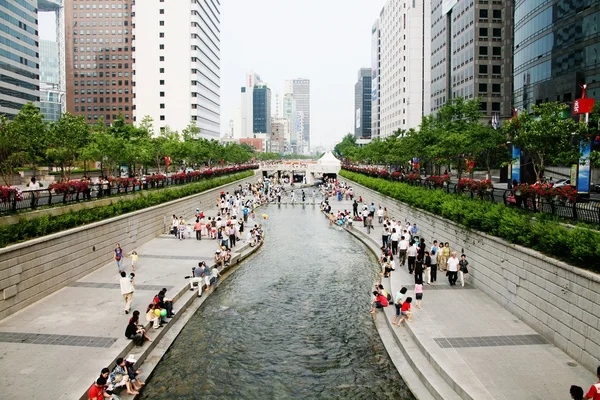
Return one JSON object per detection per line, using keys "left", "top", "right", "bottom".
{"left": 327, "top": 197, "right": 597, "bottom": 400}
{"left": 0, "top": 204, "right": 257, "bottom": 400}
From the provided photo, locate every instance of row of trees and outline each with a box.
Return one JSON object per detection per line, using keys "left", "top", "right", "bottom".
{"left": 0, "top": 103, "right": 308, "bottom": 186}
{"left": 335, "top": 98, "right": 600, "bottom": 182}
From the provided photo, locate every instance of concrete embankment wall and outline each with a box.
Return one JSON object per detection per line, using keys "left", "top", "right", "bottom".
{"left": 0, "top": 173, "right": 258, "bottom": 320}
{"left": 347, "top": 178, "right": 600, "bottom": 373}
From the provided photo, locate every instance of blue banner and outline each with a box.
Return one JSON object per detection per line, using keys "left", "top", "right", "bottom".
{"left": 511, "top": 146, "right": 521, "bottom": 184}
{"left": 578, "top": 139, "right": 591, "bottom": 194}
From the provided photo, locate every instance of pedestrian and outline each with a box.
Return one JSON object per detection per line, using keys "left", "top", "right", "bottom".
{"left": 88, "top": 376, "right": 111, "bottom": 400}
{"left": 407, "top": 241, "right": 417, "bottom": 274}
{"left": 119, "top": 271, "right": 135, "bottom": 314}
{"left": 366, "top": 214, "right": 373, "bottom": 234}
{"left": 398, "top": 235, "right": 409, "bottom": 266}
{"left": 391, "top": 287, "right": 408, "bottom": 325}
{"left": 130, "top": 250, "right": 138, "bottom": 271}
{"left": 352, "top": 200, "right": 359, "bottom": 218}
{"left": 194, "top": 218, "right": 202, "bottom": 241}
{"left": 440, "top": 242, "right": 451, "bottom": 271}
{"left": 414, "top": 256, "right": 424, "bottom": 283}
{"left": 377, "top": 206, "right": 384, "bottom": 224}
{"left": 583, "top": 365, "right": 600, "bottom": 399}
{"left": 458, "top": 253, "right": 469, "bottom": 287}
{"left": 189, "top": 262, "right": 205, "bottom": 292}
{"left": 211, "top": 265, "right": 221, "bottom": 287}
{"left": 424, "top": 251, "right": 433, "bottom": 284}
{"left": 396, "top": 297, "right": 413, "bottom": 325}
{"left": 114, "top": 243, "right": 125, "bottom": 272}
{"left": 415, "top": 282, "right": 423, "bottom": 309}
{"left": 390, "top": 228, "right": 399, "bottom": 255}
{"left": 430, "top": 240, "right": 439, "bottom": 276}
{"left": 447, "top": 251, "right": 459, "bottom": 286}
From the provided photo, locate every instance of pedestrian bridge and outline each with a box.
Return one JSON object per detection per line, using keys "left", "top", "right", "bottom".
{"left": 259, "top": 152, "right": 341, "bottom": 184}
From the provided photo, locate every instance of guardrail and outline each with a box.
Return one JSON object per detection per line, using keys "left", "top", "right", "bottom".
{"left": 344, "top": 170, "right": 600, "bottom": 226}
{"left": 0, "top": 165, "right": 259, "bottom": 216}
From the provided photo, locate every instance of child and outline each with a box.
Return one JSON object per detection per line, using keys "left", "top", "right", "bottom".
{"left": 396, "top": 297, "right": 413, "bottom": 325}
{"left": 186, "top": 224, "right": 193, "bottom": 239}
{"left": 392, "top": 287, "right": 408, "bottom": 325}
{"left": 210, "top": 265, "right": 221, "bottom": 287}
{"left": 415, "top": 282, "right": 423, "bottom": 309}
{"left": 178, "top": 222, "right": 186, "bottom": 240}
{"left": 130, "top": 250, "right": 138, "bottom": 271}
{"left": 129, "top": 272, "right": 135, "bottom": 285}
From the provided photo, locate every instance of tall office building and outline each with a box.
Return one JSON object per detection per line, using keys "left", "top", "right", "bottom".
{"left": 513, "top": 1, "right": 600, "bottom": 111}
{"left": 40, "top": 40, "right": 62, "bottom": 122}
{"left": 0, "top": 0, "right": 39, "bottom": 117}
{"left": 253, "top": 85, "right": 271, "bottom": 134}
{"left": 134, "top": 0, "right": 220, "bottom": 138}
{"left": 371, "top": 19, "right": 381, "bottom": 139}
{"left": 355, "top": 68, "right": 372, "bottom": 139}
{"left": 64, "top": 0, "right": 133, "bottom": 124}
{"left": 430, "top": 0, "right": 514, "bottom": 121}
{"left": 377, "top": 0, "right": 431, "bottom": 137}
{"left": 285, "top": 79, "right": 310, "bottom": 154}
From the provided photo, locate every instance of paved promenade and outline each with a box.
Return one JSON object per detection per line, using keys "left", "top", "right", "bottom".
{"left": 0, "top": 205, "right": 257, "bottom": 400}
{"left": 329, "top": 197, "right": 597, "bottom": 400}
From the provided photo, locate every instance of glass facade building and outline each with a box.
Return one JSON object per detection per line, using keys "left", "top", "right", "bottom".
{"left": 40, "top": 40, "right": 61, "bottom": 122}
{"left": 253, "top": 85, "right": 271, "bottom": 134}
{"left": 0, "top": 0, "right": 40, "bottom": 117}
{"left": 355, "top": 68, "right": 372, "bottom": 139}
{"left": 65, "top": 0, "right": 133, "bottom": 124}
{"left": 513, "top": 0, "right": 600, "bottom": 111}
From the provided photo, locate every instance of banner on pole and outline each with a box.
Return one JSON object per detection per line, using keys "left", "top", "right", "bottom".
{"left": 511, "top": 146, "right": 520, "bottom": 183}
{"left": 577, "top": 139, "right": 591, "bottom": 194}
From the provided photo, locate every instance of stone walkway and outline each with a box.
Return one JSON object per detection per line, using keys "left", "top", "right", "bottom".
{"left": 328, "top": 197, "right": 597, "bottom": 400}
{"left": 0, "top": 205, "right": 257, "bottom": 400}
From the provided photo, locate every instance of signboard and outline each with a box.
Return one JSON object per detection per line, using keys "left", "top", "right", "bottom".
{"left": 356, "top": 108, "right": 361, "bottom": 129}
{"left": 120, "top": 165, "right": 129, "bottom": 178}
{"left": 570, "top": 165, "right": 577, "bottom": 184}
{"left": 577, "top": 140, "right": 591, "bottom": 194}
{"left": 511, "top": 146, "right": 521, "bottom": 183}
{"left": 573, "top": 98, "right": 595, "bottom": 115}
{"left": 442, "top": 0, "right": 458, "bottom": 15}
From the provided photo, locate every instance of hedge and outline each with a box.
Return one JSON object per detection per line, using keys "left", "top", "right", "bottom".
{"left": 0, "top": 171, "right": 254, "bottom": 248}
{"left": 340, "top": 170, "right": 600, "bottom": 272}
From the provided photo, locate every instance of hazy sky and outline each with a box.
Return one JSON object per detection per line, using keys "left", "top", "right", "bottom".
{"left": 39, "top": 1, "right": 386, "bottom": 149}
{"left": 221, "top": 0, "right": 385, "bottom": 149}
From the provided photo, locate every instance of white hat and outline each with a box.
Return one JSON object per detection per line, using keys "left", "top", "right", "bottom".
{"left": 126, "top": 354, "right": 136, "bottom": 363}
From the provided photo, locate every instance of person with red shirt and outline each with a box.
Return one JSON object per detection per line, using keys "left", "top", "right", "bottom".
{"left": 396, "top": 297, "right": 413, "bottom": 326}
{"left": 88, "top": 376, "right": 115, "bottom": 400}
{"left": 585, "top": 366, "right": 600, "bottom": 400}
{"left": 370, "top": 290, "right": 389, "bottom": 313}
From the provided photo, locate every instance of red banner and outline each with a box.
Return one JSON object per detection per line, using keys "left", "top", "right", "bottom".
{"left": 573, "top": 98, "right": 595, "bottom": 115}
{"left": 164, "top": 156, "right": 171, "bottom": 168}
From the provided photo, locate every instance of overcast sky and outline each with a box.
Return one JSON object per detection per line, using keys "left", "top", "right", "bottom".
{"left": 40, "top": 1, "right": 386, "bottom": 149}
{"left": 221, "top": 0, "right": 385, "bottom": 149}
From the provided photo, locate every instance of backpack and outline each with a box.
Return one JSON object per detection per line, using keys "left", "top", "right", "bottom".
{"left": 386, "top": 292, "right": 392, "bottom": 302}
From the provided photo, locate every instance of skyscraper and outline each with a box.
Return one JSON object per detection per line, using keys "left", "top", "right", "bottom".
{"left": 40, "top": 40, "right": 62, "bottom": 122}
{"left": 64, "top": 0, "right": 133, "bottom": 124}
{"left": 371, "top": 19, "right": 381, "bottom": 139}
{"left": 377, "top": 0, "right": 431, "bottom": 137}
{"left": 289, "top": 79, "right": 310, "bottom": 154}
{"left": 355, "top": 68, "right": 372, "bottom": 139}
{"left": 253, "top": 85, "right": 271, "bottom": 134}
{"left": 134, "top": 0, "right": 220, "bottom": 139}
{"left": 0, "top": 0, "right": 39, "bottom": 117}
{"left": 513, "top": 1, "right": 600, "bottom": 111}
{"left": 430, "top": 0, "right": 514, "bottom": 121}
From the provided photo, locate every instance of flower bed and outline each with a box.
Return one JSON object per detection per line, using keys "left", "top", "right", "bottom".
{"left": 0, "top": 186, "right": 23, "bottom": 203}
{"left": 425, "top": 174, "right": 450, "bottom": 188}
{"left": 48, "top": 180, "right": 89, "bottom": 194}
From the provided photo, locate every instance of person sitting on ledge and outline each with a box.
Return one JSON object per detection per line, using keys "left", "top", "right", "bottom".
{"left": 153, "top": 288, "right": 175, "bottom": 318}
{"left": 370, "top": 290, "right": 389, "bottom": 313}
{"left": 125, "top": 310, "right": 151, "bottom": 346}
{"left": 146, "top": 303, "right": 162, "bottom": 329}
{"left": 109, "top": 357, "right": 139, "bottom": 395}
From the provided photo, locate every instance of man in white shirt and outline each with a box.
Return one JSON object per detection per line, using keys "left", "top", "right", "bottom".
{"left": 119, "top": 271, "right": 135, "bottom": 314}
{"left": 447, "top": 251, "right": 460, "bottom": 286}
{"left": 406, "top": 242, "right": 418, "bottom": 274}
{"left": 398, "top": 236, "right": 409, "bottom": 266}
{"left": 390, "top": 229, "right": 400, "bottom": 255}
{"left": 377, "top": 207, "right": 384, "bottom": 224}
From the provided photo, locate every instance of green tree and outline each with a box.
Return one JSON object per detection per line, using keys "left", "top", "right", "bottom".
{"left": 46, "top": 113, "right": 91, "bottom": 180}
{"left": 505, "top": 102, "right": 578, "bottom": 182}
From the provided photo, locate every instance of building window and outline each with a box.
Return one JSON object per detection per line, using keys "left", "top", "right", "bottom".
{"left": 479, "top": 9, "right": 488, "bottom": 20}
{"left": 160, "top": 115, "right": 165, "bottom": 120}
{"left": 479, "top": 83, "right": 488, "bottom": 93}
{"left": 480, "top": 102, "right": 487, "bottom": 111}
{"left": 160, "top": 92, "right": 165, "bottom": 97}
{"left": 160, "top": 103, "right": 165, "bottom": 109}
{"left": 492, "top": 47, "right": 501, "bottom": 56}
{"left": 160, "top": 80, "right": 165, "bottom": 85}
{"left": 159, "top": 9, "right": 164, "bottom": 14}
{"left": 159, "top": 44, "right": 164, "bottom": 50}
{"left": 160, "top": 68, "right": 165, "bottom": 73}
{"left": 479, "top": 28, "right": 488, "bottom": 37}
{"left": 479, "top": 65, "right": 488, "bottom": 74}
{"left": 492, "top": 65, "right": 501, "bottom": 75}
{"left": 159, "top": 32, "right": 164, "bottom": 38}
{"left": 159, "top": 56, "right": 164, "bottom": 61}
{"left": 159, "top": 21, "right": 164, "bottom": 26}
{"left": 492, "top": 83, "right": 501, "bottom": 93}
{"left": 492, "top": 102, "right": 500, "bottom": 111}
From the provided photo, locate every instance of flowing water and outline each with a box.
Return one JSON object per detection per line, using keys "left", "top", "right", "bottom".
{"left": 140, "top": 203, "right": 415, "bottom": 400}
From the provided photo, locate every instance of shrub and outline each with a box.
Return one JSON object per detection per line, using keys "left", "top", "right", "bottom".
{"left": 0, "top": 171, "right": 254, "bottom": 248}
{"left": 340, "top": 170, "right": 600, "bottom": 271}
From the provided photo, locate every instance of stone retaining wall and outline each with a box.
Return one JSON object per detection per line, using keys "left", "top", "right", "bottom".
{"left": 0, "top": 173, "right": 258, "bottom": 320}
{"left": 347, "top": 178, "right": 600, "bottom": 373}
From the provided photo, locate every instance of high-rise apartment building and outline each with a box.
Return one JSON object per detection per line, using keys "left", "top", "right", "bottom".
{"left": 513, "top": 0, "right": 600, "bottom": 111}
{"left": 371, "top": 19, "right": 381, "bottom": 139}
{"left": 64, "top": 0, "right": 132, "bottom": 124}
{"left": 134, "top": 0, "right": 220, "bottom": 139}
{"left": 0, "top": 0, "right": 39, "bottom": 117}
{"left": 355, "top": 68, "right": 372, "bottom": 139}
{"left": 286, "top": 79, "right": 310, "bottom": 154}
{"left": 253, "top": 85, "right": 271, "bottom": 134}
{"left": 377, "top": 0, "right": 431, "bottom": 137}
{"left": 40, "top": 40, "right": 61, "bottom": 122}
{"left": 430, "top": 0, "right": 514, "bottom": 121}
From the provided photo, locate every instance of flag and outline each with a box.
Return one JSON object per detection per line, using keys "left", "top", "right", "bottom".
{"left": 164, "top": 156, "right": 171, "bottom": 168}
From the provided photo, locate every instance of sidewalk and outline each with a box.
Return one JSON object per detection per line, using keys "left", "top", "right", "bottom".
{"left": 0, "top": 205, "right": 256, "bottom": 400}
{"left": 331, "top": 198, "right": 596, "bottom": 400}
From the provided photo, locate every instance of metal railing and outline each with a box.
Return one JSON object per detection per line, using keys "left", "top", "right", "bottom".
{"left": 0, "top": 166, "right": 258, "bottom": 216}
